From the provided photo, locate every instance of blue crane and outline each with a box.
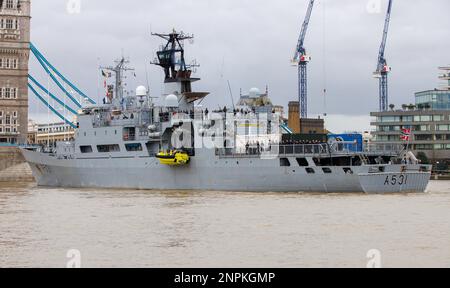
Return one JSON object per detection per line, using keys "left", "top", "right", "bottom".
{"left": 374, "top": 0, "right": 393, "bottom": 112}
{"left": 293, "top": 0, "right": 315, "bottom": 119}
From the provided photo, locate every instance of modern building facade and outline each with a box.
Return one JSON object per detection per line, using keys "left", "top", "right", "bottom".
{"left": 0, "top": 0, "right": 30, "bottom": 144}
{"left": 371, "top": 110, "right": 450, "bottom": 161}
{"left": 371, "top": 67, "right": 450, "bottom": 163}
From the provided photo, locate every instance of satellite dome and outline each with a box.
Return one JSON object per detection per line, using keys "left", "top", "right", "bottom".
{"left": 136, "top": 86, "right": 147, "bottom": 97}
{"left": 165, "top": 94, "right": 179, "bottom": 108}
{"left": 249, "top": 87, "right": 261, "bottom": 98}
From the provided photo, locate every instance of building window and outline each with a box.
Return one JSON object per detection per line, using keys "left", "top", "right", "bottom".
{"left": 380, "top": 116, "right": 401, "bottom": 123}
{"left": 13, "top": 111, "right": 17, "bottom": 118}
{"left": 0, "top": 110, "right": 2, "bottom": 117}
{"left": 433, "top": 115, "right": 445, "bottom": 122}
{"left": 12, "top": 59, "right": 18, "bottom": 69}
{"left": 415, "top": 134, "right": 433, "bottom": 141}
{"left": 437, "top": 125, "right": 450, "bottom": 131}
{"left": 5, "top": 19, "right": 13, "bottom": 29}
{"left": 6, "top": 0, "right": 15, "bottom": 9}
{"left": 5, "top": 115, "right": 10, "bottom": 125}
{"left": 413, "top": 125, "right": 431, "bottom": 132}
{"left": 5, "top": 58, "right": 10, "bottom": 69}
{"left": 402, "top": 116, "right": 413, "bottom": 122}
{"left": 4, "top": 88, "right": 10, "bottom": 99}
{"left": 378, "top": 125, "right": 401, "bottom": 132}
{"left": 414, "top": 115, "right": 432, "bottom": 122}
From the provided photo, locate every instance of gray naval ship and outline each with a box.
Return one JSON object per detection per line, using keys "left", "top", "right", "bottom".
{"left": 21, "top": 31, "right": 432, "bottom": 193}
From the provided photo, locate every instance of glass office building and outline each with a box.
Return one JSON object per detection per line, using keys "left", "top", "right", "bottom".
{"left": 415, "top": 90, "right": 450, "bottom": 110}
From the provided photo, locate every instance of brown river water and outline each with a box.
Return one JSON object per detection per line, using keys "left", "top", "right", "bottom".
{"left": 0, "top": 181, "right": 449, "bottom": 268}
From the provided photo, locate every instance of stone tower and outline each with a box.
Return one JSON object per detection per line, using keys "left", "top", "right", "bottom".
{"left": 0, "top": 0, "right": 31, "bottom": 144}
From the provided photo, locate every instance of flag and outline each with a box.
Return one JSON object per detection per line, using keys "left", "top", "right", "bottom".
{"left": 401, "top": 128, "right": 411, "bottom": 141}
{"left": 102, "top": 70, "right": 112, "bottom": 78}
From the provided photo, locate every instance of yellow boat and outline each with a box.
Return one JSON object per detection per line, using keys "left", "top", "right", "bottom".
{"left": 156, "top": 151, "right": 190, "bottom": 166}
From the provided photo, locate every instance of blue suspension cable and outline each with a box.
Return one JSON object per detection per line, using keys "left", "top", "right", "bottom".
{"left": 28, "top": 74, "right": 78, "bottom": 115}
{"left": 31, "top": 47, "right": 82, "bottom": 108}
{"left": 28, "top": 83, "right": 77, "bottom": 129}
{"left": 30, "top": 43, "right": 96, "bottom": 104}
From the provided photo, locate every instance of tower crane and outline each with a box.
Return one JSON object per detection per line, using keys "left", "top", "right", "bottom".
{"left": 293, "top": 0, "right": 315, "bottom": 118}
{"left": 374, "top": 0, "right": 393, "bottom": 112}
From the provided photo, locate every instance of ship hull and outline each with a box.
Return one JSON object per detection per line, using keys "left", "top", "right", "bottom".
{"left": 21, "top": 149, "right": 431, "bottom": 193}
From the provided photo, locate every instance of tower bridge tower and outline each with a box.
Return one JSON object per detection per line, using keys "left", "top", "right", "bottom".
{"left": 0, "top": 0, "right": 31, "bottom": 144}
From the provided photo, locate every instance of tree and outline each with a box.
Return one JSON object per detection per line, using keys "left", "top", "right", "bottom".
{"left": 416, "top": 152, "right": 430, "bottom": 164}
{"left": 402, "top": 104, "right": 408, "bottom": 111}
{"left": 389, "top": 104, "right": 395, "bottom": 111}
{"left": 408, "top": 104, "right": 416, "bottom": 111}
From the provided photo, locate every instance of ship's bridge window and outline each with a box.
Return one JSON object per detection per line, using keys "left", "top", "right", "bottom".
{"left": 322, "top": 168, "right": 332, "bottom": 174}
{"left": 123, "top": 127, "right": 136, "bottom": 141}
{"left": 280, "top": 158, "right": 291, "bottom": 167}
{"left": 79, "top": 146, "right": 93, "bottom": 153}
{"left": 343, "top": 168, "right": 354, "bottom": 174}
{"left": 125, "top": 143, "right": 143, "bottom": 152}
{"left": 296, "top": 158, "right": 309, "bottom": 167}
{"left": 97, "top": 144, "right": 120, "bottom": 153}
{"left": 306, "top": 168, "right": 315, "bottom": 174}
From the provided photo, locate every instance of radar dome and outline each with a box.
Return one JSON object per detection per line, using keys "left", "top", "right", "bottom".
{"left": 136, "top": 86, "right": 147, "bottom": 97}
{"left": 249, "top": 87, "right": 261, "bottom": 98}
{"left": 165, "top": 94, "right": 179, "bottom": 108}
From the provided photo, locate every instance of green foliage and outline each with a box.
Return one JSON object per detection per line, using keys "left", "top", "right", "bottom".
{"left": 416, "top": 152, "right": 430, "bottom": 164}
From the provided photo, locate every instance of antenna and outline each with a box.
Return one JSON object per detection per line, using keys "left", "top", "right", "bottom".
{"left": 144, "top": 62, "right": 151, "bottom": 92}
{"left": 227, "top": 80, "right": 236, "bottom": 110}
{"left": 100, "top": 57, "right": 135, "bottom": 102}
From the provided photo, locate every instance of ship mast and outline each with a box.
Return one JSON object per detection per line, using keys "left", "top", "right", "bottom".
{"left": 151, "top": 30, "right": 196, "bottom": 81}
{"left": 101, "top": 57, "right": 135, "bottom": 104}
{"left": 150, "top": 30, "right": 208, "bottom": 109}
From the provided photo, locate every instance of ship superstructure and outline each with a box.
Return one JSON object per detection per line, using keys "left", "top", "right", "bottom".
{"left": 21, "top": 31, "right": 432, "bottom": 193}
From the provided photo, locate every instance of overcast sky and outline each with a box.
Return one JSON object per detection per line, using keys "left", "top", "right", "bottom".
{"left": 29, "top": 0, "right": 449, "bottom": 132}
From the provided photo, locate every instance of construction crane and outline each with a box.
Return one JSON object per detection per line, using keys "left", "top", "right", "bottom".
{"left": 293, "top": 0, "right": 315, "bottom": 119}
{"left": 374, "top": 0, "right": 393, "bottom": 112}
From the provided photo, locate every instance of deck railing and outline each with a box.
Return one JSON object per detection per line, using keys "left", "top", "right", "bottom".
{"left": 216, "top": 142, "right": 403, "bottom": 158}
